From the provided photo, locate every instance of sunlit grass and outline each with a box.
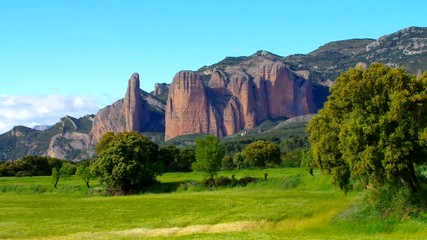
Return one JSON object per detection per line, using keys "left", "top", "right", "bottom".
{"left": 0, "top": 168, "right": 425, "bottom": 239}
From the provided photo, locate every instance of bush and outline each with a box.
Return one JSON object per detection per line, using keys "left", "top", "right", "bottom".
{"left": 233, "top": 152, "right": 246, "bottom": 169}
{"left": 201, "top": 175, "right": 258, "bottom": 188}
{"left": 177, "top": 181, "right": 201, "bottom": 191}
{"left": 366, "top": 185, "right": 421, "bottom": 218}
{"left": 242, "top": 141, "right": 281, "bottom": 168}
{"left": 221, "top": 156, "right": 235, "bottom": 170}
{"left": 238, "top": 176, "right": 258, "bottom": 186}
{"left": 215, "top": 176, "right": 232, "bottom": 187}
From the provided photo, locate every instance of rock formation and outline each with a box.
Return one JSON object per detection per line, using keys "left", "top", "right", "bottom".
{"left": 165, "top": 56, "right": 318, "bottom": 140}
{"left": 154, "top": 83, "right": 170, "bottom": 97}
{"left": 90, "top": 73, "right": 152, "bottom": 144}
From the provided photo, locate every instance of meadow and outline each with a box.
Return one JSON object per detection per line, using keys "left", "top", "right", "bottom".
{"left": 0, "top": 168, "right": 426, "bottom": 239}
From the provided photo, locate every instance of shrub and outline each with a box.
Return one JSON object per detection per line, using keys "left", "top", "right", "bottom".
{"left": 238, "top": 176, "right": 258, "bottom": 186}
{"left": 221, "top": 156, "right": 235, "bottom": 170}
{"left": 215, "top": 176, "right": 232, "bottom": 187}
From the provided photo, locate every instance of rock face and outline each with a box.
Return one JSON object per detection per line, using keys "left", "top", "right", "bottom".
{"left": 165, "top": 56, "right": 317, "bottom": 140}
{"left": 90, "top": 73, "right": 164, "bottom": 144}
{"left": 154, "top": 83, "right": 170, "bottom": 97}
{"left": 47, "top": 132, "right": 93, "bottom": 160}
{"left": 124, "top": 73, "right": 149, "bottom": 132}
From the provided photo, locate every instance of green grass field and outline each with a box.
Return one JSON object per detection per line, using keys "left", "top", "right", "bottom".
{"left": 0, "top": 168, "right": 426, "bottom": 239}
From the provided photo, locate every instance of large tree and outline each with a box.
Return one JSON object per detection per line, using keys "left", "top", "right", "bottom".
{"left": 307, "top": 63, "right": 427, "bottom": 195}
{"left": 91, "top": 131, "right": 164, "bottom": 193}
{"left": 192, "top": 135, "right": 225, "bottom": 184}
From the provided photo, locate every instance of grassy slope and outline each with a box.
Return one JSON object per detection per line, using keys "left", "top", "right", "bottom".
{"left": 0, "top": 169, "right": 426, "bottom": 239}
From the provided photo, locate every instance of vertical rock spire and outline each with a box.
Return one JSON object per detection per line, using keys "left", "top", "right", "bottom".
{"left": 124, "top": 73, "right": 148, "bottom": 131}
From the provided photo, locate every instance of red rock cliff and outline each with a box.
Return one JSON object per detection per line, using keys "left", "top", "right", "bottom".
{"left": 165, "top": 58, "right": 317, "bottom": 140}
{"left": 90, "top": 73, "right": 150, "bottom": 144}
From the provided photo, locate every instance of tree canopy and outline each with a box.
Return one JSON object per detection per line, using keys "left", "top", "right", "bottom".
{"left": 307, "top": 63, "right": 427, "bottom": 196}
{"left": 91, "top": 131, "right": 164, "bottom": 192}
{"left": 242, "top": 140, "right": 281, "bottom": 168}
{"left": 192, "top": 135, "right": 225, "bottom": 183}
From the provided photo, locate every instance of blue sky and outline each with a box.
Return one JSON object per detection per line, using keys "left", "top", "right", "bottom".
{"left": 0, "top": 0, "right": 426, "bottom": 133}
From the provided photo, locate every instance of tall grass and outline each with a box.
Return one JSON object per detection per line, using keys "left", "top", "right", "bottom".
{"left": 0, "top": 168, "right": 426, "bottom": 239}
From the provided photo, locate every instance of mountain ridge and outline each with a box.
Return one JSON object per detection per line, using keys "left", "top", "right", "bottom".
{"left": 1, "top": 26, "right": 426, "bottom": 161}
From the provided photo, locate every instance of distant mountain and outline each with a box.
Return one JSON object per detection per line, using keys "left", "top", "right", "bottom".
{"left": 32, "top": 125, "right": 51, "bottom": 131}
{"left": 284, "top": 26, "right": 427, "bottom": 85}
{"left": 0, "top": 115, "right": 95, "bottom": 161}
{"left": 0, "top": 26, "right": 426, "bottom": 161}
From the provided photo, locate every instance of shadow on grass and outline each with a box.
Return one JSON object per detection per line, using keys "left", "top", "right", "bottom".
{"left": 139, "top": 181, "right": 183, "bottom": 194}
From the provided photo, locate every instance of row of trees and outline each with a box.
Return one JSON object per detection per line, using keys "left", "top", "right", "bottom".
{"left": 91, "top": 132, "right": 282, "bottom": 192}
{"left": 0, "top": 156, "right": 74, "bottom": 177}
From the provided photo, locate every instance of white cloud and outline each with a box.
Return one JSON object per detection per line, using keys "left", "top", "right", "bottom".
{"left": 0, "top": 94, "right": 105, "bottom": 134}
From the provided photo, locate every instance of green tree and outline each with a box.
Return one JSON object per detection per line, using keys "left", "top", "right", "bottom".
{"left": 192, "top": 135, "right": 225, "bottom": 185}
{"left": 233, "top": 152, "right": 246, "bottom": 169}
{"left": 91, "top": 131, "right": 164, "bottom": 193}
{"left": 176, "top": 147, "right": 195, "bottom": 172}
{"left": 308, "top": 63, "right": 427, "bottom": 197}
{"left": 158, "top": 145, "right": 180, "bottom": 172}
{"left": 52, "top": 164, "right": 72, "bottom": 188}
{"left": 242, "top": 140, "right": 281, "bottom": 168}
{"left": 76, "top": 165, "right": 93, "bottom": 188}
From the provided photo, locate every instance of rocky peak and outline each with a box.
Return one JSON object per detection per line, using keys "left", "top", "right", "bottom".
{"left": 153, "top": 83, "right": 170, "bottom": 98}
{"left": 90, "top": 73, "right": 151, "bottom": 144}
{"left": 124, "top": 73, "right": 148, "bottom": 132}
{"left": 366, "top": 26, "right": 427, "bottom": 56}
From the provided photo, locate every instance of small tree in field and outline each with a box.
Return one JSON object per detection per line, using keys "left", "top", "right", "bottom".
{"left": 192, "top": 135, "right": 225, "bottom": 186}
{"left": 76, "top": 165, "right": 93, "bottom": 188}
{"left": 52, "top": 164, "right": 72, "bottom": 188}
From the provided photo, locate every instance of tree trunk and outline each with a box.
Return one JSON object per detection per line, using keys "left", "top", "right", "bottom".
{"left": 210, "top": 173, "right": 216, "bottom": 188}
{"left": 54, "top": 177, "right": 59, "bottom": 188}
{"left": 408, "top": 162, "right": 421, "bottom": 194}
{"left": 82, "top": 177, "right": 90, "bottom": 188}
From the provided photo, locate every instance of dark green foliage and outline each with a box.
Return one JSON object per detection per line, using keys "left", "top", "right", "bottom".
{"left": 242, "top": 140, "right": 281, "bottom": 168}
{"left": 281, "top": 149, "right": 306, "bottom": 168}
{"left": 176, "top": 147, "right": 195, "bottom": 172}
{"left": 221, "top": 156, "right": 235, "bottom": 170}
{"left": 201, "top": 175, "right": 258, "bottom": 188}
{"left": 0, "top": 156, "right": 61, "bottom": 177}
{"left": 158, "top": 145, "right": 195, "bottom": 172}
{"left": 91, "top": 131, "right": 164, "bottom": 193}
{"left": 193, "top": 135, "right": 225, "bottom": 184}
{"left": 308, "top": 64, "right": 427, "bottom": 205}
{"left": 232, "top": 152, "right": 246, "bottom": 169}
{"left": 159, "top": 145, "right": 180, "bottom": 172}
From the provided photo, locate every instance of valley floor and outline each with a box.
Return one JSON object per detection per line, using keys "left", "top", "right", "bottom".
{"left": 0, "top": 168, "right": 426, "bottom": 239}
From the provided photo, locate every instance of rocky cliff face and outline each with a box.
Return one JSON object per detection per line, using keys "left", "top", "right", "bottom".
{"left": 0, "top": 115, "right": 95, "bottom": 161}
{"left": 165, "top": 54, "right": 317, "bottom": 140}
{"left": 90, "top": 73, "right": 164, "bottom": 144}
